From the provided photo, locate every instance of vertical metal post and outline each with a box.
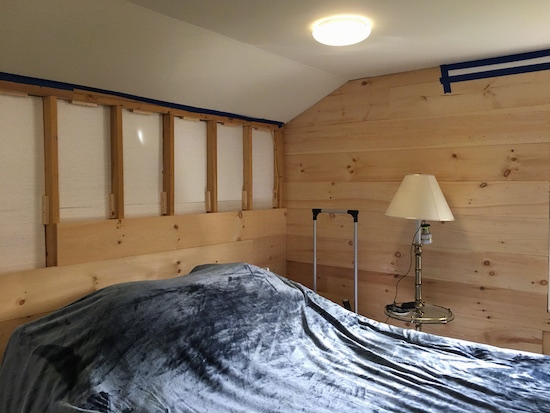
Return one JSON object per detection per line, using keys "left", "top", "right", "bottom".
{"left": 353, "top": 218, "right": 358, "bottom": 314}
{"left": 312, "top": 209, "right": 321, "bottom": 293}
{"left": 312, "top": 209, "right": 359, "bottom": 313}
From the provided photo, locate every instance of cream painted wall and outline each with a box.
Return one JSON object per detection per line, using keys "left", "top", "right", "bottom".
{"left": 217, "top": 124, "right": 244, "bottom": 212}
{"left": 58, "top": 100, "right": 111, "bottom": 221}
{"left": 0, "top": 95, "right": 45, "bottom": 272}
{"left": 122, "top": 110, "right": 163, "bottom": 217}
{"left": 174, "top": 118, "right": 208, "bottom": 214}
{"left": 252, "top": 129, "right": 275, "bottom": 209}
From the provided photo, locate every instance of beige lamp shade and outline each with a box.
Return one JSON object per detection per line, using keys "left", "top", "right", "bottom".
{"left": 385, "top": 174, "right": 454, "bottom": 221}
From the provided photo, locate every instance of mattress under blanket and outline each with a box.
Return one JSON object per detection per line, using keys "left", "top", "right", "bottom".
{"left": 1, "top": 263, "right": 550, "bottom": 412}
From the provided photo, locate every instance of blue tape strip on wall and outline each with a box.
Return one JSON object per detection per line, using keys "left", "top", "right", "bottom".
{"left": 0, "top": 71, "right": 284, "bottom": 128}
{"left": 440, "top": 48, "right": 550, "bottom": 93}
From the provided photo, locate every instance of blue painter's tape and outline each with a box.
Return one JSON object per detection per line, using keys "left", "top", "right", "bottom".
{"left": 440, "top": 48, "right": 550, "bottom": 93}
{"left": 0, "top": 72, "right": 284, "bottom": 127}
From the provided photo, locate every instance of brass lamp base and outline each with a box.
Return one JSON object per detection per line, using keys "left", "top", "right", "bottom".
{"left": 385, "top": 302, "right": 455, "bottom": 331}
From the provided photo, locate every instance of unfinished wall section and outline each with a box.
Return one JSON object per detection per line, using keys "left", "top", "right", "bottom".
{"left": 0, "top": 80, "right": 286, "bottom": 358}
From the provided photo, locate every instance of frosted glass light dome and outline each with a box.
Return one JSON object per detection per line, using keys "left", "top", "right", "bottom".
{"left": 312, "top": 15, "right": 372, "bottom": 46}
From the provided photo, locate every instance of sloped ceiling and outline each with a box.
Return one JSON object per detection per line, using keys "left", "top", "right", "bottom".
{"left": 1, "top": 0, "right": 550, "bottom": 123}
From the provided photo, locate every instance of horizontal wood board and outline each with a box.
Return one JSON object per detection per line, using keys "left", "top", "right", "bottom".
{"left": 0, "top": 209, "right": 286, "bottom": 359}
{"left": 56, "top": 209, "right": 286, "bottom": 265}
{"left": 284, "top": 65, "right": 550, "bottom": 354}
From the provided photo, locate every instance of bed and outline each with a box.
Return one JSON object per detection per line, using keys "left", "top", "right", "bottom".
{"left": 1, "top": 262, "right": 549, "bottom": 412}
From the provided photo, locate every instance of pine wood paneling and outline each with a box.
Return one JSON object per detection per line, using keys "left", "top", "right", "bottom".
{"left": 287, "top": 260, "right": 546, "bottom": 354}
{"left": 285, "top": 181, "right": 549, "bottom": 218}
{"left": 56, "top": 209, "right": 286, "bottom": 266}
{"left": 110, "top": 105, "right": 124, "bottom": 219}
{"left": 285, "top": 106, "right": 550, "bottom": 156}
{"left": 287, "top": 207, "right": 548, "bottom": 257}
{"left": 252, "top": 235, "right": 286, "bottom": 274}
{"left": 206, "top": 120, "right": 218, "bottom": 212}
{"left": 389, "top": 72, "right": 550, "bottom": 120}
{"left": 289, "top": 67, "right": 442, "bottom": 128}
{"left": 286, "top": 143, "right": 550, "bottom": 183}
{"left": 162, "top": 112, "right": 175, "bottom": 216}
{"left": 544, "top": 331, "right": 550, "bottom": 355}
{"left": 0, "top": 241, "right": 252, "bottom": 324}
{"left": 0, "top": 237, "right": 287, "bottom": 358}
{"left": 284, "top": 66, "right": 550, "bottom": 354}
{"left": 288, "top": 232, "right": 547, "bottom": 295}
{"left": 420, "top": 316, "right": 543, "bottom": 354}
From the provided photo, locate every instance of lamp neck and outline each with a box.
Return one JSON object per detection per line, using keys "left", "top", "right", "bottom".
{"left": 415, "top": 219, "right": 433, "bottom": 246}
{"left": 414, "top": 219, "right": 424, "bottom": 311}
{"left": 414, "top": 220, "right": 423, "bottom": 245}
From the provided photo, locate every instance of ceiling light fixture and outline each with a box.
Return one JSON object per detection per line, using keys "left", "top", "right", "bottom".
{"left": 312, "top": 15, "right": 372, "bottom": 47}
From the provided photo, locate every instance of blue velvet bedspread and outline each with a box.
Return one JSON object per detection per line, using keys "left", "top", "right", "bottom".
{"left": 1, "top": 263, "right": 550, "bottom": 412}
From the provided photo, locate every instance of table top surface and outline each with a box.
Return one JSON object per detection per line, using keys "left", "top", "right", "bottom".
{"left": 385, "top": 302, "right": 455, "bottom": 325}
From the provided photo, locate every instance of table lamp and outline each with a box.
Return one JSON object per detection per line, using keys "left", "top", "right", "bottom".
{"left": 384, "top": 174, "right": 455, "bottom": 330}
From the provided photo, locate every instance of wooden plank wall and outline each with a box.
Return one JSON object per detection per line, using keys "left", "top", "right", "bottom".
{"left": 0, "top": 209, "right": 287, "bottom": 359}
{"left": 284, "top": 66, "right": 550, "bottom": 354}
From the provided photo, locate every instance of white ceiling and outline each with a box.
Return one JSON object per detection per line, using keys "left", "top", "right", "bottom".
{"left": 1, "top": 0, "right": 550, "bottom": 123}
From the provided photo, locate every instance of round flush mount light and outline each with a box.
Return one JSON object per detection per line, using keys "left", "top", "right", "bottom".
{"left": 312, "top": 15, "right": 372, "bottom": 46}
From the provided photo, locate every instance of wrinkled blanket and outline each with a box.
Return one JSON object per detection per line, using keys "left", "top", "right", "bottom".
{"left": 1, "top": 263, "right": 550, "bottom": 412}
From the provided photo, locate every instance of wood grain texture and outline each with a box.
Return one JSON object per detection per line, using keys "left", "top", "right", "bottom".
{"left": 110, "top": 105, "right": 124, "bottom": 219}
{"left": 56, "top": 209, "right": 286, "bottom": 266}
{"left": 285, "top": 67, "right": 443, "bottom": 128}
{"left": 287, "top": 261, "right": 548, "bottom": 353}
{"left": 287, "top": 207, "right": 548, "bottom": 256}
{"left": 544, "top": 331, "right": 550, "bottom": 355}
{"left": 285, "top": 106, "right": 550, "bottom": 156}
{"left": 0, "top": 230, "right": 286, "bottom": 359}
{"left": 0, "top": 239, "right": 273, "bottom": 323}
{"left": 389, "top": 71, "right": 550, "bottom": 120}
{"left": 162, "top": 112, "right": 175, "bottom": 215}
{"left": 284, "top": 66, "right": 550, "bottom": 354}
{"left": 285, "top": 143, "right": 550, "bottom": 183}
{"left": 206, "top": 120, "right": 218, "bottom": 212}
{"left": 284, "top": 181, "right": 549, "bottom": 218}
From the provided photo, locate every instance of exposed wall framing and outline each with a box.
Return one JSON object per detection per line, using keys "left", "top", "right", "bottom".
{"left": 0, "top": 79, "right": 287, "bottom": 358}
{"left": 0, "top": 79, "right": 284, "bottom": 271}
